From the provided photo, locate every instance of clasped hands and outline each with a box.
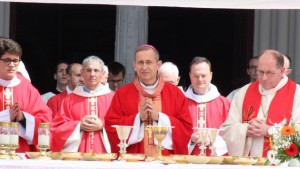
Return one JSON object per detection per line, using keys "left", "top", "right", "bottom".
{"left": 246, "top": 118, "right": 270, "bottom": 137}
{"left": 140, "top": 98, "right": 159, "bottom": 122}
{"left": 80, "top": 115, "right": 103, "bottom": 132}
{"left": 9, "top": 102, "right": 24, "bottom": 122}
{"left": 191, "top": 132, "right": 210, "bottom": 147}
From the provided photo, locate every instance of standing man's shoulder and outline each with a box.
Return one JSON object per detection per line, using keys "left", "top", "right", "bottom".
{"left": 217, "top": 95, "right": 231, "bottom": 104}
{"left": 162, "top": 82, "right": 186, "bottom": 97}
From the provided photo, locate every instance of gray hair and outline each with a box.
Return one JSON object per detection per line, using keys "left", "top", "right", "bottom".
{"left": 82, "top": 55, "right": 104, "bottom": 70}
{"left": 103, "top": 65, "right": 109, "bottom": 74}
{"left": 159, "top": 62, "right": 179, "bottom": 77}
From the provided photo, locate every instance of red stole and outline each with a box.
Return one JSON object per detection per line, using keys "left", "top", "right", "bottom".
{"left": 242, "top": 79, "right": 296, "bottom": 157}
{"left": 133, "top": 78, "right": 164, "bottom": 112}
{"left": 133, "top": 78, "right": 164, "bottom": 156}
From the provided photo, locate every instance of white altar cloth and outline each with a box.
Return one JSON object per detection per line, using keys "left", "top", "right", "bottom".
{"left": 0, "top": 159, "right": 290, "bottom": 169}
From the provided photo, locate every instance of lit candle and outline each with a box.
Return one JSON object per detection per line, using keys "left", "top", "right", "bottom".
{"left": 0, "top": 121, "right": 10, "bottom": 145}
{"left": 38, "top": 135, "right": 49, "bottom": 146}
{"left": 10, "top": 122, "right": 19, "bottom": 145}
{"left": 38, "top": 123, "right": 50, "bottom": 146}
{"left": 10, "top": 122, "right": 19, "bottom": 146}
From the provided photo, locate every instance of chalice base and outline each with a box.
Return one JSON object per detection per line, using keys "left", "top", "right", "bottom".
{"left": 36, "top": 154, "right": 51, "bottom": 160}
{"left": 0, "top": 154, "right": 10, "bottom": 159}
{"left": 10, "top": 149, "right": 21, "bottom": 160}
{"left": 153, "top": 154, "right": 165, "bottom": 161}
{"left": 10, "top": 154, "right": 21, "bottom": 160}
{"left": 36, "top": 146, "right": 51, "bottom": 160}
{"left": 0, "top": 148, "right": 9, "bottom": 159}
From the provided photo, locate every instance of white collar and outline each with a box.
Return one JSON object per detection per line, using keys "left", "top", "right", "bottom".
{"left": 259, "top": 75, "right": 288, "bottom": 96}
{"left": 66, "top": 85, "right": 72, "bottom": 95}
{"left": 139, "top": 78, "right": 159, "bottom": 94}
{"left": 72, "top": 84, "right": 112, "bottom": 97}
{"left": 0, "top": 76, "right": 21, "bottom": 87}
{"left": 185, "top": 83, "right": 220, "bottom": 103}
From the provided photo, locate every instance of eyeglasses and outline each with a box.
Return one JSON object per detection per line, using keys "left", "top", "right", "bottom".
{"left": 108, "top": 80, "right": 123, "bottom": 84}
{"left": 0, "top": 58, "right": 21, "bottom": 66}
{"left": 257, "top": 70, "right": 277, "bottom": 77}
{"left": 136, "top": 60, "right": 156, "bottom": 66}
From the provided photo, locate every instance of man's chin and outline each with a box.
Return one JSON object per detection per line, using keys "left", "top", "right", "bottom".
{"left": 2, "top": 75, "right": 15, "bottom": 80}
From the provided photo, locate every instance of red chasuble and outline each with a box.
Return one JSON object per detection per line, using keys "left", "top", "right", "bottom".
{"left": 242, "top": 80, "right": 296, "bottom": 157}
{"left": 47, "top": 90, "right": 67, "bottom": 119}
{"left": 105, "top": 81, "right": 193, "bottom": 155}
{"left": 51, "top": 92, "right": 114, "bottom": 152}
{"left": 187, "top": 96, "right": 230, "bottom": 155}
{"left": 0, "top": 77, "right": 52, "bottom": 152}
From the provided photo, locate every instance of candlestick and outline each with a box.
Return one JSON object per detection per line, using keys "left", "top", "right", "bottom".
{"left": 0, "top": 121, "right": 10, "bottom": 159}
{"left": 36, "top": 123, "right": 51, "bottom": 160}
{"left": 10, "top": 122, "right": 21, "bottom": 160}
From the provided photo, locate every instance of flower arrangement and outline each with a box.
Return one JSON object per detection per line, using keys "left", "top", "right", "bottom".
{"left": 267, "top": 121, "right": 300, "bottom": 165}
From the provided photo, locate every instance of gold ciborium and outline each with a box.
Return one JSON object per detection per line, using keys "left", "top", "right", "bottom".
{"left": 9, "top": 122, "right": 21, "bottom": 160}
{"left": 149, "top": 126, "right": 171, "bottom": 161}
{"left": 112, "top": 125, "right": 133, "bottom": 155}
{"left": 0, "top": 121, "right": 10, "bottom": 159}
{"left": 36, "top": 123, "right": 51, "bottom": 160}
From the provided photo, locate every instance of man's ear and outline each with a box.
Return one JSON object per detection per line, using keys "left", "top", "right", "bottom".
{"left": 176, "top": 77, "right": 181, "bottom": 86}
{"left": 157, "top": 60, "right": 162, "bottom": 67}
{"left": 66, "top": 74, "right": 71, "bottom": 81}
{"left": 285, "top": 69, "right": 292, "bottom": 76}
{"left": 54, "top": 74, "right": 57, "bottom": 80}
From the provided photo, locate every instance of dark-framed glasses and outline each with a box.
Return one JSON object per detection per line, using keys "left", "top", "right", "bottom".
{"left": 108, "top": 80, "right": 123, "bottom": 84}
{"left": 0, "top": 58, "right": 21, "bottom": 66}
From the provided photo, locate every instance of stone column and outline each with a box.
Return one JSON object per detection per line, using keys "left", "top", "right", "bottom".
{"left": 254, "top": 10, "right": 300, "bottom": 82}
{"left": 293, "top": 11, "right": 300, "bottom": 81}
{"left": 114, "top": 6, "right": 148, "bottom": 84}
{"left": 0, "top": 2, "right": 10, "bottom": 37}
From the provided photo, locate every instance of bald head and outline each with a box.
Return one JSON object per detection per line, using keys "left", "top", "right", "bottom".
{"left": 257, "top": 50, "right": 285, "bottom": 90}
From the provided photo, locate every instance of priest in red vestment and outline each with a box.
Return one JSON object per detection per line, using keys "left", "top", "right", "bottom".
{"left": 221, "top": 50, "right": 300, "bottom": 157}
{"left": 105, "top": 45, "right": 193, "bottom": 156}
{"left": 51, "top": 56, "right": 114, "bottom": 153}
{"left": 0, "top": 37, "right": 52, "bottom": 152}
{"left": 47, "top": 63, "right": 83, "bottom": 119}
{"left": 185, "top": 57, "right": 230, "bottom": 156}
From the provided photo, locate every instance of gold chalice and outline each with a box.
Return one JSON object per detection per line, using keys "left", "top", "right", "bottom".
{"left": 193, "top": 127, "right": 209, "bottom": 156}
{"left": 150, "top": 126, "right": 171, "bottom": 161}
{"left": 112, "top": 125, "right": 133, "bottom": 155}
